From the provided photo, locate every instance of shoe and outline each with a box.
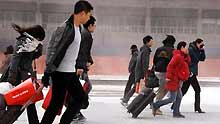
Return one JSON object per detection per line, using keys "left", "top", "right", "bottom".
{"left": 72, "top": 112, "right": 86, "bottom": 122}
{"left": 155, "top": 109, "right": 163, "bottom": 115}
{"left": 173, "top": 113, "right": 185, "bottom": 118}
{"left": 195, "top": 108, "right": 205, "bottom": 113}
{"left": 120, "top": 101, "right": 128, "bottom": 107}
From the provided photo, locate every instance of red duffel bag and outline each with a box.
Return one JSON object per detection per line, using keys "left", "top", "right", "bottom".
{"left": 4, "top": 78, "right": 43, "bottom": 105}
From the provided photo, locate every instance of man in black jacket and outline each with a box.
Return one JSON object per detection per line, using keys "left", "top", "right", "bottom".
{"left": 153, "top": 35, "right": 175, "bottom": 115}
{"left": 72, "top": 15, "right": 96, "bottom": 121}
{"left": 40, "top": 1, "right": 93, "bottom": 124}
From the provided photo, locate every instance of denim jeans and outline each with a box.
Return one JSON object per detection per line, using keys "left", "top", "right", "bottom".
{"left": 154, "top": 81, "right": 183, "bottom": 114}
{"left": 155, "top": 72, "right": 167, "bottom": 102}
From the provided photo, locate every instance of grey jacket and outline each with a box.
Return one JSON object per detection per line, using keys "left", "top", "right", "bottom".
{"left": 135, "top": 44, "right": 151, "bottom": 82}
{"left": 45, "top": 16, "right": 77, "bottom": 74}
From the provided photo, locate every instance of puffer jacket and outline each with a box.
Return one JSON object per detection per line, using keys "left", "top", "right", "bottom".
{"left": 165, "top": 50, "right": 191, "bottom": 91}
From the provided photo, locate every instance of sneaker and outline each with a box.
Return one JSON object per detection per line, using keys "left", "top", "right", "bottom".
{"left": 173, "top": 113, "right": 185, "bottom": 118}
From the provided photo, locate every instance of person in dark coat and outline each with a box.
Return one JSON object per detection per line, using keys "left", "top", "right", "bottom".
{"left": 153, "top": 35, "right": 175, "bottom": 115}
{"left": 120, "top": 44, "right": 138, "bottom": 107}
{"left": 40, "top": 1, "right": 93, "bottom": 124}
{"left": 153, "top": 41, "right": 191, "bottom": 118}
{"left": 0, "top": 24, "right": 45, "bottom": 124}
{"left": 181, "top": 38, "right": 206, "bottom": 113}
{"left": 72, "top": 15, "right": 96, "bottom": 121}
{"left": 135, "top": 35, "right": 154, "bottom": 84}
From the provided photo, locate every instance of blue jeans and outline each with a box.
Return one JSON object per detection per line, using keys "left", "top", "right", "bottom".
{"left": 154, "top": 81, "right": 183, "bottom": 114}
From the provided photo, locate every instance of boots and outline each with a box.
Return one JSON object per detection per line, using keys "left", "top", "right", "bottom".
{"left": 195, "top": 93, "right": 205, "bottom": 113}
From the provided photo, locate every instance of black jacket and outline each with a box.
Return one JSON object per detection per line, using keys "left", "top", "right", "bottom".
{"left": 153, "top": 44, "right": 174, "bottom": 72}
{"left": 135, "top": 44, "right": 151, "bottom": 82}
{"left": 128, "top": 50, "right": 138, "bottom": 73}
{"left": 45, "top": 15, "right": 77, "bottom": 74}
{"left": 188, "top": 42, "right": 206, "bottom": 75}
{"left": 75, "top": 27, "right": 94, "bottom": 71}
{"left": 2, "top": 36, "right": 43, "bottom": 86}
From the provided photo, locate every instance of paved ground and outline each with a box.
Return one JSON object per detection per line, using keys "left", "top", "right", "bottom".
{"left": 14, "top": 84, "right": 220, "bottom": 124}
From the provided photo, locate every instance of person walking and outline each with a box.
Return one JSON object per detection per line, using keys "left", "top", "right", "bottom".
{"left": 0, "top": 23, "right": 45, "bottom": 124}
{"left": 120, "top": 44, "right": 138, "bottom": 107}
{"left": 153, "top": 35, "right": 175, "bottom": 115}
{"left": 72, "top": 15, "right": 96, "bottom": 121}
{"left": 152, "top": 41, "right": 191, "bottom": 118}
{"left": 181, "top": 38, "right": 206, "bottom": 113}
{"left": 40, "top": 1, "right": 93, "bottom": 124}
{"left": 135, "top": 35, "right": 154, "bottom": 86}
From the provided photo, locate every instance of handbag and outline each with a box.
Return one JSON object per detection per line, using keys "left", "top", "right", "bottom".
{"left": 145, "top": 66, "right": 159, "bottom": 88}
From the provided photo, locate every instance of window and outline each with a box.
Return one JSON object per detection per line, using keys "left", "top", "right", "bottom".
{"left": 151, "top": 8, "right": 198, "bottom": 34}
{"left": 202, "top": 9, "right": 220, "bottom": 34}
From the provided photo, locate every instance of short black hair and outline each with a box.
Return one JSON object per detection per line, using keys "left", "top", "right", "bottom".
{"left": 143, "top": 35, "right": 153, "bottom": 44}
{"left": 130, "top": 44, "right": 137, "bottom": 50}
{"left": 74, "top": 0, "right": 93, "bottom": 14}
{"left": 162, "top": 35, "right": 176, "bottom": 46}
{"left": 83, "top": 15, "right": 96, "bottom": 29}
{"left": 177, "top": 41, "right": 187, "bottom": 50}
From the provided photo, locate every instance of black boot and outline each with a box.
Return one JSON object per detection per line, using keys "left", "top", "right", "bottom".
{"left": 195, "top": 93, "right": 205, "bottom": 113}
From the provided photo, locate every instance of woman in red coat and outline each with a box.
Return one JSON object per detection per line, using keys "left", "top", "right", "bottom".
{"left": 152, "top": 41, "right": 190, "bottom": 118}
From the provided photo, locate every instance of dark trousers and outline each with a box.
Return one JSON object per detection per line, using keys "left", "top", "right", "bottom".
{"left": 123, "top": 72, "right": 136, "bottom": 103}
{"left": 181, "top": 74, "right": 202, "bottom": 110}
{"left": 40, "top": 71, "right": 85, "bottom": 124}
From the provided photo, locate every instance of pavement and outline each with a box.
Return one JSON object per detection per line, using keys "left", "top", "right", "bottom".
{"left": 13, "top": 80, "right": 220, "bottom": 124}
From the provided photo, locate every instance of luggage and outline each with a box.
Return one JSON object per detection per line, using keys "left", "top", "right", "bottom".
{"left": 0, "top": 78, "right": 44, "bottom": 124}
{"left": 127, "top": 88, "right": 156, "bottom": 118}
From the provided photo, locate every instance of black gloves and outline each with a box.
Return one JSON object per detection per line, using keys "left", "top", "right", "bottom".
{"left": 41, "top": 72, "right": 50, "bottom": 88}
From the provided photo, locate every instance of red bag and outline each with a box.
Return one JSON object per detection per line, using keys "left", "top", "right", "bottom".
{"left": 4, "top": 78, "right": 43, "bottom": 105}
{"left": 42, "top": 85, "right": 63, "bottom": 115}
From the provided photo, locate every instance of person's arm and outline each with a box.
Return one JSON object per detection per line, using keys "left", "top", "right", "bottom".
{"left": 141, "top": 49, "right": 150, "bottom": 78}
{"left": 199, "top": 49, "right": 206, "bottom": 61}
{"left": 33, "top": 44, "right": 43, "bottom": 60}
{"left": 7, "top": 54, "right": 21, "bottom": 85}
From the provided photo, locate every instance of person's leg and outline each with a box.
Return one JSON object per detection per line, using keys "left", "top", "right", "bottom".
{"left": 190, "top": 75, "right": 204, "bottom": 113}
{"left": 122, "top": 72, "right": 134, "bottom": 100}
{"left": 181, "top": 77, "right": 191, "bottom": 96}
{"left": 40, "top": 72, "right": 68, "bottom": 124}
{"left": 171, "top": 77, "right": 191, "bottom": 110}
{"left": 60, "top": 73, "right": 85, "bottom": 124}
{"left": 155, "top": 72, "right": 167, "bottom": 101}
{"left": 173, "top": 86, "right": 183, "bottom": 116}
{"left": 122, "top": 72, "right": 135, "bottom": 103}
{"left": 153, "top": 91, "right": 177, "bottom": 116}
{"left": 27, "top": 103, "right": 39, "bottom": 124}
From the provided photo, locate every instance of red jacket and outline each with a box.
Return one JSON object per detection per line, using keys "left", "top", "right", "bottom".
{"left": 165, "top": 50, "right": 191, "bottom": 91}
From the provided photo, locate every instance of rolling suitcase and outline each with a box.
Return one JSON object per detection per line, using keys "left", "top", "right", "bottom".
{"left": 127, "top": 88, "right": 156, "bottom": 118}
